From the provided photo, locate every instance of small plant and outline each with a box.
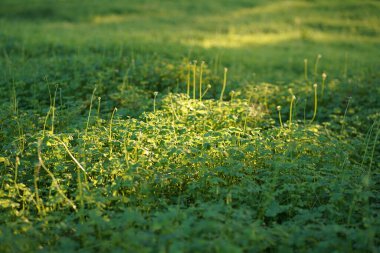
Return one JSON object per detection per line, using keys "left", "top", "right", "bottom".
{"left": 199, "top": 61, "right": 205, "bottom": 101}
{"left": 230, "top": 90, "right": 236, "bottom": 103}
{"left": 289, "top": 94, "right": 296, "bottom": 127}
{"left": 109, "top": 107, "right": 118, "bottom": 156}
{"left": 43, "top": 84, "right": 59, "bottom": 136}
{"left": 220, "top": 67, "right": 228, "bottom": 102}
{"left": 53, "top": 135, "right": 88, "bottom": 214}
{"left": 33, "top": 161, "right": 44, "bottom": 215}
{"left": 186, "top": 62, "right": 191, "bottom": 98}
{"left": 340, "top": 96, "right": 352, "bottom": 133}
{"left": 97, "top": 97, "right": 102, "bottom": 119}
{"left": 277, "top": 105, "right": 283, "bottom": 128}
{"left": 310, "top": 83, "right": 318, "bottom": 123}
{"left": 85, "top": 87, "right": 97, "bottom": 135}
{"left": 201, "top": 84, "right": 212, "bottom": 99}
{"left": 153, "top": 91, "right": 158, "bottom": 112}
{"left": 314, "top": 54, "right": 322, "bottom": 83}
{"left": 321, "top": 72, "right": 327, "bottom": 98}
{"left": 193, "top": 60, "right": 197, "bottom": 100}
{"left": 304, "top": 58, "right": 308, "bottom": 83}
{"left": 37, "top": 139, "right": 77, "bottom": 211}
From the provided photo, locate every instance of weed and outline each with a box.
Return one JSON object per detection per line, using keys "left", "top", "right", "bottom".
{"left": 304, "top": 58, "right": 308, "bottom": 84}
{"left": 186, "top": 62, "right": 191, "bottom": 98}
{"left": 314, "top": 54, "right": 322, "bottom": 83}
{"left": 277, "top": 105, "right": 283, "bottom": 128}
{"left": 109, "top": 107, "right": 117, "bottom": 156}
{"left": 199, "top": 61, "right": 205, "bottom": 101}
{"left": 220, "top": 67, "right": 228, "bottom": 102}
{"left": 85, "top": 87, "right": 97, "bottom": 135}
{"left": 193, "top": 60, "right": 197, "bottom": 100}
{"left": 310, "top": 83, "right": 318, "bottom": 123}
{"left": 321, "top": 72, "right": 327, "bottom": 99}
{"left": 153, "top": 91, "right": 158, "bottom": 113}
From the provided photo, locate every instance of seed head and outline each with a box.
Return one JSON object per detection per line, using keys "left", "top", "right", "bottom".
{"left": 318, "top": 54, "right": 322, "bottom": 59}
{"left": 207, "top": 84, "right": 212, "bottom": 89}
{"left": 313, "top": 83, "right": 318, "bottom": 88}
{"left": 276, "top": 105, "right": 281, "bottom": 111}
{"left": 288, "top": 88, "right": 293, "bottom": 95}
{"left": 98, "top": 97, "right": 101, "bottom": 101}
{"left": 322, "top": 72, "right": 327, "bottom": 80}
{"left": 304, "top": 58, "right": 307, "bottom": 63}
{"left": 154, "top": 91, "right": 158, "bottom": 96}
{"left": 224, "top": 67, "right": 228, "bottom": 72}
{"left": 292, "top": 95, "right": 296, "bottom": 100}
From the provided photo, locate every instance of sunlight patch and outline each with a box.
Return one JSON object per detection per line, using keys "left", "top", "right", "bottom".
{"left": 92, "top": 14, "right": 127, "bottom": 24}
{"left": 184, "top": 32, "right": 300, "bottom": 48}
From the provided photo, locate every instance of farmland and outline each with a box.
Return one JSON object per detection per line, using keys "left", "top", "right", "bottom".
{"left": 0, "top": 0, "right": 379, "bottom": 252}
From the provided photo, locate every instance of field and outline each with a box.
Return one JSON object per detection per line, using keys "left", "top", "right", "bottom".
{"left": 0, "top": 0, "right": 379, "bottom": 252}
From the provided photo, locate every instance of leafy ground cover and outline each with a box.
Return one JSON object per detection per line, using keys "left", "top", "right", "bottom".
{"left": 0, "top": 0, "right": 379, "bottom": 252}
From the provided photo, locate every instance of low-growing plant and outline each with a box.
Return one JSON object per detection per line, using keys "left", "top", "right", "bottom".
{"left": 0, "top": 5, "right": 379, "bottom": 250}
{"left": 219, "top": 67, "right": 228, "bottom": 102}
{"left": 310, "top": 83, "right": 318, "bottom": 123}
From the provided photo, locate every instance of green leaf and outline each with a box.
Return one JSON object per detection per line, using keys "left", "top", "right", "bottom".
{"left": 0, "top": 157, "right": 10, "bottom": 166}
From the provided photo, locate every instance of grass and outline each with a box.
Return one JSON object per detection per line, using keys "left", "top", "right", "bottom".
{"left": 0, "top": 0, "right": 380, "bottom": 252}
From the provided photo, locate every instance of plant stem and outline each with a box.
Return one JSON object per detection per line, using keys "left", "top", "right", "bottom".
{"left": 321, "top": 73, "right": 327, "bottom": 99}
{"left": 201, "top": 84, "right": 211, "bottom": 99}
{"left": 310, "top": 84, "right": 318, "bottom": 123}
{"left": 43, "top": 107, "right": 51, "bottom": 137}
{"left": 199, "top": 61, "right": 204, "bottom": 101}
{"left": 340, "top": 97, "right": 351, "bottom": 133}
{"left": 186, "top": 63, "right": 191, "bottom": 98}
{"left": 314, "top": 54, "right": 322, "bottom": 83}
{"left": 109, "top": 107, "right": 118, "bottom": 156}
{"left": 37, "top": 139, "right": 77, "bottom": 211}
{"left": 51, "top": 85, "right": 58, "bottom": 134}
{"left": 220, "top": 68, "right": 228, "bottom": 102}
{"left": 277, "top": 106, "right": 283, "bottom": 128}
{"left": 97, "top": 97, "right": 101, "bottom": 119}
{"left": 304, "top": 58, "right": 308, "bottom": 84}
{"left": 153, "top": 92, "right": 158, "bottom": 113}
{"left": 193, "top": 61, "right": 197, "bottom": 100}
{"left": 53, "top": 136, "right": 87, "bottom": 175}
{"left": 34, "top": 162, "right": 45, "bottom": 215}
{"left": 85, "top": 87, "right": 97, "bottom": 135}
{"left": 289, "top": 95, "right": 296, "bottom": 127}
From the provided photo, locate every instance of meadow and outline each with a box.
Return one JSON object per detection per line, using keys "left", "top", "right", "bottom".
{"left": 0, "top": 0, "right": 379, "bottom": 252}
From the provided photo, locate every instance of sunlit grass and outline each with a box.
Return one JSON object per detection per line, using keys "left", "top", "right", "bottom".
{"left": 183, "top": 30, "right": 380, "bottom": 48}
{"left": 92, "top": 14, "right": 128, "bottom": 24}
{"left": 184, "top": 32, "right": 300, "bottom": 48}
{"left": 0, "top": 1, "right": 379, "bottom": 252}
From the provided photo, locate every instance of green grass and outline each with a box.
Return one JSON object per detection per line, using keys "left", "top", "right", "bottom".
{"left": 0, "top": 0, "right": 379, "bottom": 252}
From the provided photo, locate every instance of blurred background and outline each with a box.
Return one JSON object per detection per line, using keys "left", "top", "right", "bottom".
{"left": 0, "top": 0, "right": 379, "bottom": 115}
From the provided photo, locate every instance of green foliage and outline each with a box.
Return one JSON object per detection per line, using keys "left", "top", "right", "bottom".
{"left": 1, "top": 91, "right": 379, "bottom": 252}
{"left": 0, "top": 0, "right": 379, "bottom": 252}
